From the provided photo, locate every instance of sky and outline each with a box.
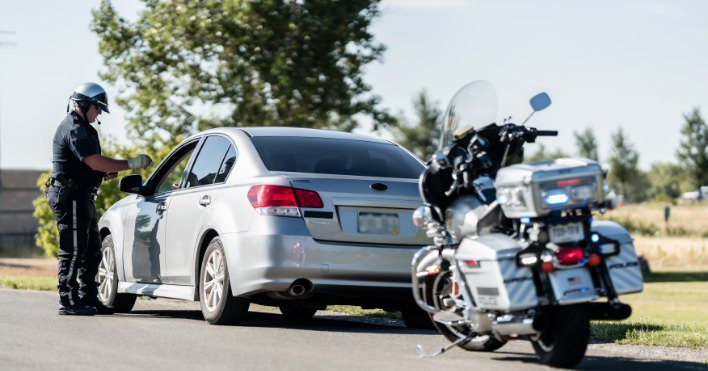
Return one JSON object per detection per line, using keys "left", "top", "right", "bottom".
{"left": 0, "top": 0, "right": 706, "bottom": 170}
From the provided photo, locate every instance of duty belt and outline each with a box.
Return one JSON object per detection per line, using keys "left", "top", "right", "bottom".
{"left": 47, "top": 177, "right": 99, "bottom": 200}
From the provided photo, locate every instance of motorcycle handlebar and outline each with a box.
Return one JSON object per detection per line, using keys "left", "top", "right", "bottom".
{"left": 535, "top": 130, "right": 558, "bottom": 136}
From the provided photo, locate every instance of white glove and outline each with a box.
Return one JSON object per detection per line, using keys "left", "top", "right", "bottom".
{"left": 127, "top": 154, "right": 154, "bottom": 170}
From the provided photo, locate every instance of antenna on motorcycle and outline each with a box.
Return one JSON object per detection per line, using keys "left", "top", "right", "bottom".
{"left": 521, "top": 92, "right": 552, "bottom": 125}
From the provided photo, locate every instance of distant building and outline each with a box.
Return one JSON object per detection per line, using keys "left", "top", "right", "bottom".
{"left": 0, "top": 169, "right": 44, "bottom": 256}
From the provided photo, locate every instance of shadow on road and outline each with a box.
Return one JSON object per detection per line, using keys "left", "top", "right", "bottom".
{"left": 122, "top": 309, "right": 438, "bottom": 335}
{"left": 492, "top": 351, "right": 705, "bottom": 370}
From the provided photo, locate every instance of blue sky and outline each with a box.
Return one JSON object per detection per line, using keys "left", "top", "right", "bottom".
{"left": 1, "top": 0, "right": 706, "bottom": 170}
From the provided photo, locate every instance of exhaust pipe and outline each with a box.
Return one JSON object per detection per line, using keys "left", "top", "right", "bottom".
{"left": 287, "top": 279, "right": 313, "bottom": 297}
{"left": 491, "top": 316, "right": 539, "bottom": 336}
{"left": 589, "top": 302, "right": 632, "bottom": 320}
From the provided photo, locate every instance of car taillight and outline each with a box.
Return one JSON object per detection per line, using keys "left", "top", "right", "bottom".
{"left": 556, "top": 246, "right": 584, "bottom": 265}
{"left": 247, "top": 185, "right": 323, "bottom": 217}
{"left": 294, "top": 189, "right": 323, "bottom": 208}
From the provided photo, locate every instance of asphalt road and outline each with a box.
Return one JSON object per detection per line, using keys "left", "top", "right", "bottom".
{"left": 1, "top": 288, "right": 705, "bottom": 371}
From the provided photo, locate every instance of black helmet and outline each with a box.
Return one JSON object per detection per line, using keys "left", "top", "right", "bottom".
{"left": 70, "top": 82, "right": 110, "bottom": 113}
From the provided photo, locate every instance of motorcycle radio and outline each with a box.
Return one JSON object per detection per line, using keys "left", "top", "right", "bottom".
{"left": 494, "top": 158, "right": 605, "bottom": 218}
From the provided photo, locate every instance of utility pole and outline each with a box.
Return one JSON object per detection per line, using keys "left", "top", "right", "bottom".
{"left": 0, "top": 30, "right": 17, "bottom": 191}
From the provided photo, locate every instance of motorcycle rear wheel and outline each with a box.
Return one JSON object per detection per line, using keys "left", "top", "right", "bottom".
{"left": 531, "top": 303, "right": 590, "bottom": 368}
{"left": 425, "top": 271, "right": 506, "bottom": 352}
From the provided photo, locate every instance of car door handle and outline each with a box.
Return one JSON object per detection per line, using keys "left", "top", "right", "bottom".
{"left": 157, "top": 203, "right": 167, "bottom": 212}
{"left": 199, "top": 195, "right": 211, "bottom": 206}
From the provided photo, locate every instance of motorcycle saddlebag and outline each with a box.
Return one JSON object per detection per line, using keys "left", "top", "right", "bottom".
{"left": 592, "top": 221, "right": 644, "bottom": 295}
{"left": 456, "top": 234, "right": 538, "bottom": 311}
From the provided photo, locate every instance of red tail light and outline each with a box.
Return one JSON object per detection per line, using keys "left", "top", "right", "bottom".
{"left": 247, "top": 185, "right": 297, "bottom": 208}
{"left": 247, "top": 185, "right": 323, "bottom": 216}
{"left": 556, "top": 246, "right": 584, "bottom": 265}
{"left": 294, "top": 189, "right": 323, "bottom": 208}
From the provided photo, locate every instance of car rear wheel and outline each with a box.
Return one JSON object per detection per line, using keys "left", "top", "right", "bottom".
{"left": 97, "top": 235, "right": 136, "bottom": 313}
{"left": 278, "top": 301, "right": 317, "bottom": 321}
{"left": 199, "top": 236, "right": 250, "bottom": 325}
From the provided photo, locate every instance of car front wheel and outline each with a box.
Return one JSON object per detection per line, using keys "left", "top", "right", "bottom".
{"left": 199, "top": 236, "right": 249, "bottom": 325}
{"left": 97, "top": 235, "right": 136, "bottom": 313}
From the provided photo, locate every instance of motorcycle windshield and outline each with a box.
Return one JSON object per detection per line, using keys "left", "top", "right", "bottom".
{"left": 438, "top": 80, "right": 498, "bottom": 149}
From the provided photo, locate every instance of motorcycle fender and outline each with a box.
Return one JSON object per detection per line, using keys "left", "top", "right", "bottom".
{"left": 547, "top": 267, "right": 598, "bottom": 305}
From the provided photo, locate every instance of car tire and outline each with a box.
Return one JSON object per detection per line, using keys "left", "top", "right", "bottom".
{"left": 97, "top": 235, "right": 136, "bottom": 313}
{"left": 199, "top": 236, "right": 250, "bottom": 325}
{"left": 278, "top": 301, "right": 317, "bottom": 321}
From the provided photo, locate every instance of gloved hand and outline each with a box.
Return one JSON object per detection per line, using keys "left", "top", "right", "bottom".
{"left": 127, "top": 154, "right": 154, "bottom": 170}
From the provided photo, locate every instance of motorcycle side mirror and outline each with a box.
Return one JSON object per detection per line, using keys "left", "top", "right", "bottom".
{"left": 530, "top": 92, "right": 551, "bottom": 112}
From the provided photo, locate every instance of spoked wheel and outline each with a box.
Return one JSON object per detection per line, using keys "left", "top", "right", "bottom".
{"left": 425, "top": 271, "right": 506, "bottom": 351}
{"left": 97, "top": 235, "right": 136, "bottom": 313}
{"left": 531, "top": 303, "right": 590, "bottom": 368}
{"left": 199, "top": 236, "right": 249, "bottom": 325}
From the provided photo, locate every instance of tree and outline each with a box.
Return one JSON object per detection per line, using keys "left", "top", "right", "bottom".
{"left": 392, "top": 90, "right": 441, "bottom": 160}
{"left": 91, "top": 0, "right": 392, "bottom": 148}
{"left": 607, "top": 127, "right": 641, "bottom": 201}
{"left": 525, "top": 143, "right": 569, "bottom": 162}
{"left": 647, "top": 162, "right": 686, "bottom": 201}
{"left": 574, "top": 127, "right": 599, "bottom": 161}
{"left": 676, "top": 107, "right": 708, "bottom": 189}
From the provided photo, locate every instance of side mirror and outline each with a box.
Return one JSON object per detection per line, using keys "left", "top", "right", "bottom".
{"left": 119, "top": 174, "right": 144, "bottom": 194}
{"left": 530, "top": 92, "right": 551, "bottom": 112}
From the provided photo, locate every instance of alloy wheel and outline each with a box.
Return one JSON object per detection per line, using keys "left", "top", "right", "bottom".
{"left": 97, "top": 246, "right": 114, "bottom": 303}
{"left": 203, "top": 249, "right": 225, "bottom": 311}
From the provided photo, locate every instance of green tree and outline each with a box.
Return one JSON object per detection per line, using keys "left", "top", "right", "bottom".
{"left": 647, "top": 162, "right": 686, "bottom": 201}
{"left": 607, "top": 127, "right": 641, "bottom": 201}
{"left": 392, "top": 90, "right": 441, "bottom": 160}
{"left": 91, "top": 0, "right": 392, "bottom": 147}
{"left": 676, "top": 107, "right": 708, "bottom": 189}
{"left": 574, "top": 127, "right": 599, "bottom": 161}
{"left": 525, "top": 143, "right": 569, "bottom": 162}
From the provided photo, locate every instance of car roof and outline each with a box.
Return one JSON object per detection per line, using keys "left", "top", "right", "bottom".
{"left": 200, "top": 126, "right": 392, "bottom": 144}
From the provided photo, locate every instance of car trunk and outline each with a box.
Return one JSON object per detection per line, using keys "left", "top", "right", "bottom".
{"left": 285, "top": 174, "right": 430, "bottom": 246}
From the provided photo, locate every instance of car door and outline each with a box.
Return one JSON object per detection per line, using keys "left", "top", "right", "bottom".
{"left": 162, "top": 135, "right": 233, "bottom": 285}
{"left": 122, "top": 140, "right": 198, "bottom": 283}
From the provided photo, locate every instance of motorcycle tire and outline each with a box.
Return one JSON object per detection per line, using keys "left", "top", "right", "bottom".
{"left": 425, "top": 271, "right": 506, "bottom": 352}
{"left": 531, "top": 303, "right": 590, "bottom": 368}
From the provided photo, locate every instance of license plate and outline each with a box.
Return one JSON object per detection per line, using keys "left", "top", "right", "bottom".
{"left": 357, "top": 212, "right": 399, "bottom": 235}
{"left": 549, "top": 223, "right": 584, "bottom": 243}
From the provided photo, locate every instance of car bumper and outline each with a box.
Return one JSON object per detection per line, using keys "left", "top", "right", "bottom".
{"left": 220, "top": 219, "right": 422, "bottom": 299}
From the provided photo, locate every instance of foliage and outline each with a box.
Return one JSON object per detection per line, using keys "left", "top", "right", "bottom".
{"left": 91, "top": 0, "right": 392, "bottom": 146}
{"left": 391, "top": 90, "right": 441, "bottom": 160}
{"left": 607, "top": 127, "right": 643, "bottom": 201}
{"left": 676, "top": 107, "right": 708, "bottom": 190}
{"left": 524, "top": 143, "right": 569, "bottom": 162}
{"left": 647, "top": 162, "right": 686, "bottom": 201}
{"left": 573, "top": 126, "right": 599, "bottom": 161}
{"left": 33, "top": 135, "right": 181, "bottom": 257}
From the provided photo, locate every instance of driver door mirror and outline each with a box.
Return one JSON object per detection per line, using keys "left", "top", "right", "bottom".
{"left": 119, "top": 174, "right": 144, "bottom": 195}
{"left": 530, "top": 92, "right": 551, "bottom": 112}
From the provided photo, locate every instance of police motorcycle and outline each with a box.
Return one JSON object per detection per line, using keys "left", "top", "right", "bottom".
{"left": 411, "top": 81, "right": 643, "bottom": 368}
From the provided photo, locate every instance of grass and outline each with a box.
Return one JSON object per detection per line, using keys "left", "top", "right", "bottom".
{"left": 599, "top": 201, "right": 708, "bottom": 238}
{"left": 0, "top": 275, "right": 56, "bottom": 291}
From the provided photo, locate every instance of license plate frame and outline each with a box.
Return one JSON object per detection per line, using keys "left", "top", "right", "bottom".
{"left": 357, "top": 212, "right": 400, "bottom": 235}
{"left": 549, "top": 222, "right": 584, "bottom": 244}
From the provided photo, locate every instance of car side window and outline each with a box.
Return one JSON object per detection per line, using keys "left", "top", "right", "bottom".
{"left": 155, "top": 143, "right": 198, "bottom": 194}
{"left": 214, "top": 145, "right": 237, "bottom": 183}
{"left": 186, "top": 135, "right": 231, "bottom": 188}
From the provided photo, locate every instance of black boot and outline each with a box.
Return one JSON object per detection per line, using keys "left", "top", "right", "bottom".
{"left": 58, "top": 304, "right": 97, "bottom": 316}
{"left": 80, "top": 297, "right": 115, "bottom": 315}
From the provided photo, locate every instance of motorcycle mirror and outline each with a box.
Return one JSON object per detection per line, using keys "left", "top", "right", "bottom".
{"left": 412, "top": 206, "right": 431, "bottom": 228}
{"left": 530, "top": 92, "right": 551, "bottom": 112}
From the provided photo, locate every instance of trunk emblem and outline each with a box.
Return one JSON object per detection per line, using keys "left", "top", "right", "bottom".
{"left": 370, "top": 183, "right": 388, "bottom": 191}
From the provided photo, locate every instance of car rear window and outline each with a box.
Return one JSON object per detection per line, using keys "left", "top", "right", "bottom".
{"left": 251, "top": 136, "right": 425, "bottom": 179}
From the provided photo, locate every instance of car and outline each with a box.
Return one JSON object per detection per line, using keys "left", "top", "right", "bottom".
{"left": 97, "top": 127, "right": 432, "bottom": 326}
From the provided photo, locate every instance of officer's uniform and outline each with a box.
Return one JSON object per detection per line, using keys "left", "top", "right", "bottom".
{"left": 47, "top": 111, "right": 104, "bottom": 308}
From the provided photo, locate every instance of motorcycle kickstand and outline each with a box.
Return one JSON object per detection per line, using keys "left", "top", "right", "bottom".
{"left": 416, "top": 335, "right": 472, "bottom": 358}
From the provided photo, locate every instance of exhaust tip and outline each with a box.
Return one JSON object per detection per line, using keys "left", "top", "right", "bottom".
{"left": 287, "top": 279, "right": 313, "bottom": 297}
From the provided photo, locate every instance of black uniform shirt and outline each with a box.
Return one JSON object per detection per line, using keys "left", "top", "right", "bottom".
{"left": 51, "top": 111, "right": 104, "bottom": 188}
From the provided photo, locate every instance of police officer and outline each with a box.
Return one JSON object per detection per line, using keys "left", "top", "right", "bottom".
{"left": 47, "top": 82, "right": 153, "bottom": 316}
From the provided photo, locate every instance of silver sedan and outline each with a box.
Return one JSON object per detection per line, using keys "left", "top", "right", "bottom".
{"left": 97, "top": 127, "right": 431, "bottom": 326}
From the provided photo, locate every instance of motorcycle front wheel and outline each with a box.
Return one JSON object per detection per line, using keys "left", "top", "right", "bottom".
{"left": 425, "top": 271, "right": 506, "bottom": 352}
{"left": 531, "top": 303, "right": 590, "bottom": 368}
